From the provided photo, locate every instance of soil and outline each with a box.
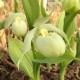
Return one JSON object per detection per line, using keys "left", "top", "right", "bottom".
{"left": 0, "top": 51, "right": 80, "bottom": 80}
{"left": 0, "top": 0, "right": 80, "bottom": 80}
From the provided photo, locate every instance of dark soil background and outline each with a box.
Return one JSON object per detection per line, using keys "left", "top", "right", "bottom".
{"left": 0, "top": 0, "right": 80, "bottom": 80}
{"left": 0, "top": 51, "right": 80, "bottom": 80}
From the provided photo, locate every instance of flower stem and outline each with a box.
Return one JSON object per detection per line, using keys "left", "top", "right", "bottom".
{"left": 60, "top": 60, "right": 72, "bottom": 80}
{"left": 32, "top": 43, "right": 41, "bottom": 80}
{"left": 60, "top": 63, "right": 67, "bottom": 80}
{"left": 34, "top": 65, "right": 40, "bottom": 80}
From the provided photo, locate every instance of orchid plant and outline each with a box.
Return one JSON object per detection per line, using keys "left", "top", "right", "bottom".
{"left": 0, "top": 0, "right": 80, "bottom": 80}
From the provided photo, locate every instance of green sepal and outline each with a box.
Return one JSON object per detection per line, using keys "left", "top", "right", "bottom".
{"left": 24, "top": 28, "right": 37, "bottom": 52}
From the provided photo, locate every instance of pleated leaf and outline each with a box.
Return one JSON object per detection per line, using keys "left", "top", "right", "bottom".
{"left": 21, "top": 0, "right": 39, "bottom": 29}
{"left": 56, "top": 11, "right": 65, "bottom": 30}
{"left": 8, "top": 38, "right": 34, "bottom": 79}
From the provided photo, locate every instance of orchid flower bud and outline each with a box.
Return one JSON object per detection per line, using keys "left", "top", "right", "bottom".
{"left": 62, "top": 0, "right": 80, "bottom": 13}
{"left": 12, "top": 17, "right": 27, "bottom": 36}
{"left": 0, "top": 0, "right": 4, "bottom": 9}
{"left": 35, "top": 28, "right": 66, "bottom": 58}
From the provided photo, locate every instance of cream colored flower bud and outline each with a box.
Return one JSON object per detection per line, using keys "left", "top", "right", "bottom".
{"left": 12, "top": 17, "right": 27, "bottom": 36}
{"left": 35, "top": 32, "right": 66, "bottom": 58}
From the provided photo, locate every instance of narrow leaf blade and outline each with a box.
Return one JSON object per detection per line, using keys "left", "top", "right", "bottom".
{"left": 41, "top": 0, "right": 47, "bottom": 17}
{"left": 21, "top": 0, "right": 39, "bottom": 29}
{"left": 14, "top": 0, "right": 18, "bottom": 12}
{"left": 66, "top": 18, "right": 77, "bottom": 38}
{"left": 76, "top": 31, "right": 80, "bottom": 58}
{"left": 21, "top": 0, "right": 33, "bottom": 27}
{"left": 64, "top": 10, "right": 79, "bottom": 33}
{"left": 56, "top": 11, "right": 65, "bottom": 30}
{"left": 28, "top": 0, "right": 39, "bottom": 20}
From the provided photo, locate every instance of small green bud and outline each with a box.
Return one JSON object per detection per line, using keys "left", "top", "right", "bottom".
{"left": 0, "top": 0, "right": 4, "bottom": 9}
{"left": 62, "top": 0, "right": 80, "bottom": 13}
{"left": 12, "top": 17, "right": 27, "bottom": 36}
{"left": 35, "top": 32, "right": 66, "bottom": 58}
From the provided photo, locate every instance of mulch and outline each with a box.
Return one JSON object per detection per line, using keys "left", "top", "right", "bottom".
{"left": 0, "top": 51, "right": 80, "bottom": 80}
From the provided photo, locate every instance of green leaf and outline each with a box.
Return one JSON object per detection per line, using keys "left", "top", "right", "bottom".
{"left": 66, "top": 18, "right": 77, "bottom": 38}
{"left": 4, "top": 12, "right": 26, "bottom": 29}
{"left": 35, "top": 51, "right": 46, "bottom": 60}
{"left": 21, "top": 0, "right": 32, "bottom": 26}
{"left": 24, "top": 28, "right": 37, "bottom": 52}
{"left": 70, "top": 37, "right": 77, "bottom": 57}
{"left": 76, "top": 31, "right": 80, "bottom": 58}
{"left": 41, "top": 0, "right": 47, "bottom": 17}
{"left": 64, "top": 10, "right": 79, "bottom": 33}
{"left": 21, "top": 0, "right": 39, "bottom": 29}
{"left": 28, "top": 0, "right": 39, "bottom": 21}
{"left": 41, "top": 23, "right": 69, "bottom": 45}
{"left": 56, "top": 11, "right": 65, "bottom": 30}
{"left": 33, "top": 48, "right": 75, "bottom": 64}
{"left": 0, "top": 21, "right": 4, "bottom": 29}
{"left": 14, "top": 0, "right": 18, "bottom": 12}
{"left": 8, "top": 38, "right": 34, "bottom": 79}
{"left": 33, "top": 16, "right": 50, "bottom": 27}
